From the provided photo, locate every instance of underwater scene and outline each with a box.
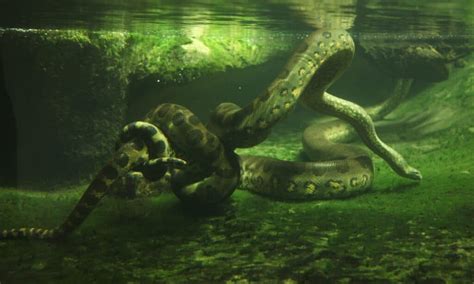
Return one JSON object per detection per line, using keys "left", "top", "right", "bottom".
{"left": 0, "top": 0, "right": 473, "bottom": 282}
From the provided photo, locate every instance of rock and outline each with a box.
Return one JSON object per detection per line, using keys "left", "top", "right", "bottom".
{"left": 0, "top": 27, "right": 293, "bottom": 186}
{"left": 359, "top": 41, "right": 449, "bottom": 82}
{"left": 1, "top": 29, "right": 129, "bottom": 186}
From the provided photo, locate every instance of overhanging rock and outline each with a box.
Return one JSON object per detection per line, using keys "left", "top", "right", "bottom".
{"left": 0, "top": 27, "right": 293, "bottom": 187}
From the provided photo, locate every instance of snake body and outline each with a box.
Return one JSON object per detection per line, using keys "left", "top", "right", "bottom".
{"left": 1, "top": 30, "right": 421, "bottom": 240}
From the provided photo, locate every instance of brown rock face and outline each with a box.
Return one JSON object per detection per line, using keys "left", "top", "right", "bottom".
{"left": 1, "top": 30, "right": 128, "bottom": 187}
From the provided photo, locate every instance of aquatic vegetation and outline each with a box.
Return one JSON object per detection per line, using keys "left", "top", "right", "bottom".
{"left": 1, "top": 29, "right": 422, "bottom": 241}
{"left": 0, "top": 27, "right": 294, "bottom": 185}
{"left": 0, "top": 40, "right": 472, "bottom": 284}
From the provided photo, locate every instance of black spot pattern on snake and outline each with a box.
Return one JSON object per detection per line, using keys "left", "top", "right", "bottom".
{"left": 296, "top": 41, "right": 309, "bottom": 53}
{"left": 172, "top": 112, "right": 186, "bottom": 126}
{"left": 154, "top": 140, "right": 166, "bottom": 155}
{"left": 87, "top": 179, "right": 107, "bottom": 199}
{"left": 102, "top": 165, "right": 119, "bottom": 180}
{"left": 188, "top": 115, "right": 200, "bottom": 126}
{"left": 187, "top": 129, "right": 204, "bottom": 146}
{"left": 144, "top": 125, "right": 158, "bottom": 136}
{"left": 137, "top": 156, "right": 147, "bottom": 166}
{"left": 117, "top": 153, "right": 129, "bottom": 167}
{"left": 157, "top": 104, "right": 171, "bottom": 117}
{"left": 132, "top": 140, "right": 145, "bottom": 151}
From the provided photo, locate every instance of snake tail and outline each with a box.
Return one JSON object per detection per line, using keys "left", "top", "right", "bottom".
{"left": 304, "top": 92, "right": 422, "bottom": 180}
{"left": 0, "top": 121, "right": 175, "bottom": 240}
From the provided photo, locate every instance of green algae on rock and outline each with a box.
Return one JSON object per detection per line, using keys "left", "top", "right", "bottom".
{"left": 0, "top": 50, "right": 473, "bottom": 284}
{"left": 1, "top": 29, "right": 130, "bottom": 186}
{"left": 0, "top": 27, "right": 294, "bottom": 186}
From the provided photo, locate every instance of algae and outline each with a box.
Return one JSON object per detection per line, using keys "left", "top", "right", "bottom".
{"left": 0, "top": 27, "right": 295, "bottom": 186}
{"left": 0, "top": 53, "right": 472, "bottom": 283}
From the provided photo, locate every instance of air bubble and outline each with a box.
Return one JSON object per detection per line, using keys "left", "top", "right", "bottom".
{"left": 323, "top": 31, "right": 331, "bottom": 39}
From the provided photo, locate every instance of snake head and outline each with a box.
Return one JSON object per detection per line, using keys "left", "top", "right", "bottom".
{"left": 404, "top": 166, "right": 423, "bottom": 181}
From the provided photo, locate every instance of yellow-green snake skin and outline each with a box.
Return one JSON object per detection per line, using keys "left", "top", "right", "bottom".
{"left": 1, "top": 29, "right": 421, "bottom": 240}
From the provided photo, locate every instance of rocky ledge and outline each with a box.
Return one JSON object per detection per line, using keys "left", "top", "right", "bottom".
{"left": 0, "top": 27, "right": 293, "bottom": 186}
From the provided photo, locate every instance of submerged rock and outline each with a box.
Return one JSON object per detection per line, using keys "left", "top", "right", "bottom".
{"left": 0, "top": 27, "right": 293, "bottom": 186}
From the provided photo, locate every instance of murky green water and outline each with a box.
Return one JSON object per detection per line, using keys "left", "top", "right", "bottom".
{"left": 0, "top": 1, "right": 473, "bottom": 282}
{"left": 0, "top": 0, "right": 473, "bottom": 33}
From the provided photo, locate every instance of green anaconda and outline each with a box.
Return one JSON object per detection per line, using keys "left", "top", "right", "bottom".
{"left": 1, "top": 29, "right": 421, "bottom": 240}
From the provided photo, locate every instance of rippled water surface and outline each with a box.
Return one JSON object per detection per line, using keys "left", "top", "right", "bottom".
{"left": 1, "top": 0, "right": 473, "bottom": 37}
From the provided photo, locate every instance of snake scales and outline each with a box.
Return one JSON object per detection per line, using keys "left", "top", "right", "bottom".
{"left": 1, "top": 29, "right": 421, "bottom": 240}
